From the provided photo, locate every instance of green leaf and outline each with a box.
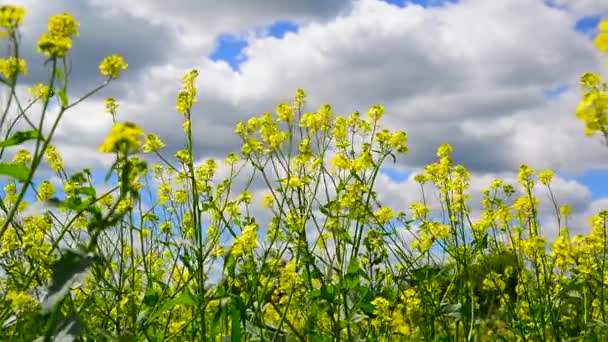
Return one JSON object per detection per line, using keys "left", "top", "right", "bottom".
{"left": 58, "top": 90, "right": 69, "bottom": 107}
{"left": 347, "top": 256, "right": 361, "bottom": 277}
{"left": 231, "top": 296, "right": 242, "bottom": 342}
{"left": 143, "top": 286, "right": 159, "bottom": 307}
{"left": 42, "top": 249, "right": 98, "bottom": 314}
{"left": 53, "top": 315, "right": 84, "bottom": 342}
{"left": 160, "top": 292, "right": 198, "bottom": 311}
{"left": 0, "top": 130, "right": 41, "bottom": 148}
{"left": 0, "top": 163, "right": 30, "bottom": 182}
{"left": 55, "top": 68, "right": 63, "bottom": 80}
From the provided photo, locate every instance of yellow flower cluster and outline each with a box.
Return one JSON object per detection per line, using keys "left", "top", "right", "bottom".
{"left": 594, "top": 20, "right": 608, "bottom": 53}
{"left": 98, "top": 122, "right": 146, "bottom": 155}
{"left": 44, "top": 145, "right": 64, "bottom": 172}
{"left": 0, "top": 5, "right": 25, "bottom": 36}
{"left": 28, "top": 83, "right": 54, "bottom": 101}
{"left": 0, "top": 57, "right": 26, "bottom": 79}
{"left": 143, "top": 133, "right": 166, "bottom": 153}
{"left": 231, "top": 224, "right": 258, "bottom": 257}
{"left": 37, "top": 12, "right": 79, "bottom": 58}
{"left": 99, "top": 54, "right": 128, "bottom": 79}
{"left": 176, "top": 69, "right": 198, "bottom": 115}
{"left": 576, "top": 72, "right": 608, "bottom": 138}
{"left": 6, "top": 291, "right": 35, "bottom": 313}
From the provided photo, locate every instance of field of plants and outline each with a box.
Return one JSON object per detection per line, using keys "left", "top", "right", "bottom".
{"left": 0, "top": 4, "right": 608, "bottom": 341}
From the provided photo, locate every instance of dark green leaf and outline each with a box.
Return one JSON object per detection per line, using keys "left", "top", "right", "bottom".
{"left": 42, "top": 249, "right": 98, "bottom": 314}
{"left": 143, "top": 286, "right": 159, "bottom": 307}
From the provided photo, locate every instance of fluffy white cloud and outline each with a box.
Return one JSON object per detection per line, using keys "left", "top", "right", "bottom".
{"left": 4, "top": 0, "right": 607, "bottom": 233}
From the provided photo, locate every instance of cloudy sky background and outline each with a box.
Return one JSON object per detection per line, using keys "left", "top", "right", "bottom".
{"left": 7, "top": 0, "right": 608, "bottom": 239}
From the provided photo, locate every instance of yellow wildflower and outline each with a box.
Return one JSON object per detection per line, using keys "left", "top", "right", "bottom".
{"left": 38, "top": 180, "right": 55, "bottom": 201}
{"left": 143, "top": 133, "right": 166, "bottom": 152}
{"left": 6, "top": 291, "right": 35, "bottom": 312}
{"left": 0, "top": 57, "right": 26, "bottom": 78}
{"left": 99, "top": 54, "right": 128, "bottom": 79}
{"left": 367, "top": 104, "right": 385, "bottom": 121}
{"left": 28, "top": 83, "right": 54, "bottom": 101}
{"left": 0, "top": 6, "right": 26, "bottom": 36}
{"left": 374, "top": 207, "right": 394, "bottom": 223}
{"left": 98, "top": 122, "right": 146, "bottom": 155}
{"left": 37, "top": 13, "right": 79, "bottom": 58}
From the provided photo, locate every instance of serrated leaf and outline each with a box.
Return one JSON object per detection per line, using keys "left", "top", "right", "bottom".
{"left": 0, "top": 162, "right": 30, "bottom": 182}
{"left": 0, "top": 130, "right": 41, "bottom": 148}
{"left": 41, "top": 249, "right": 97, "bottom": 314}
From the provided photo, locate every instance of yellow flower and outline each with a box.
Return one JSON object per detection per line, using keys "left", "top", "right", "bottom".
{"left": 139, "top": 228, "right": 151, "bottom": 239}
{"left": 237, "top": 191, "right": 253, "bottom": 204}
{"left": 231, "top": 224, "right": 258, "bottom": 257}
{"left": 261, "top": 193, "right": 275, "bottom": 209}
{"left": 38, "top": 180, "right": 55, "bottom": 201}
{"left": 436, "top": 143, "right": 453, "bottom": 159}
{"left": 143, "top": 133, "right": 166, "bottom": 152}
{"left": 176, "top": 69, "right": 198, "bottom": 115}
{"left": 12, "top": 149, "right": 31, "bottom": 165}
{"left": 211, "top": 246, "right": 224, "bottom": 257}
{"left": 374, "top": 207, "right": 394, "bottom": 223}
{"left": 176, "top": 92, "right": 193, "bottom": 115}
{"left": 98, "top": 122, "right": 146, "bottom": 155}
{"left": 276, "top": 102, "right": 294, "bottom": 123}
{"left": 294, "top": 88, "right": 306, "bottom": 107}
{"left": 560, "top": 204, "right": 572, "bottom": 217}
{"left": 517, "top": 164, "right": 536, "bottom": 188}
{"left": 6, "top": 291, "right": 35, "bottom": 312}
{"left": 367, "top": 104, "right": 385, "bottom": 121}
{"left": 47, "top": 13, "right": 79, "bottom": 38}
{"left": 37, "top": 13, "right": 79, "bottom": 58}
{"left": 99, "top": 54, "right": 128, "bottom": 79}
{"left": 538, "top": 169, "right": 555, "bottom": 185}
{"left": 595, "top": 20, "right": 608, "bottom": 52}
{"left": 175, "top": 149, "right": 191, "bottom": 163}
{"left": 28, "top": 83, "right": 54, "bottom": 101}
{"left": 0, "top": 57, "right": 26, "bottom": 78}
{"left": 284, "top": 175, "right": 305, "bottom": 189}
{"left": 0, "top": 6, "right": 26, "bottom": 36}
{"left": 330, "top": 154, "right": 351, "bottom": 170}
{"left": 44, "top": 145, "right": 64, "bottom": 172}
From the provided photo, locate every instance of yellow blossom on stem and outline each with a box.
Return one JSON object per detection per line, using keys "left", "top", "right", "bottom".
{"left": 367, "top": 104, "right": 385, "bottom": 121}
{"left": 99, "top": 54, "right": 128, "bottom": 79}
{"left": 374, "top": 207, "right": 394, "bottom": 223}
{"left": 0, "top": 6, "right": 26, "bottom": 36}
{"left": 0, "top": 57, "right": 26, "bottom": 79}
{"left": 143, "top": 133, "right": 166, "bottom": 153}
{"left": 37, "top": 12, "right": 79, "bottom": 58}
{"left": 98, "top": 122, "right": 146, "bottom": 155}
{"left": 28, "top": 83, "right": 54, "bottom": 101}
{"left": 594, "top": 20, "right": 608, "bottom": 52}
